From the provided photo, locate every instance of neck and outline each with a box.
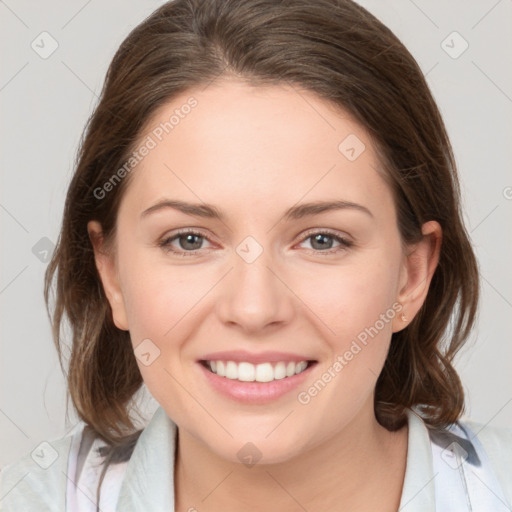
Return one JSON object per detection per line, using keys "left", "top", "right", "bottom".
{"left": 174, "top": 402, "right": 408, "bottom": 512}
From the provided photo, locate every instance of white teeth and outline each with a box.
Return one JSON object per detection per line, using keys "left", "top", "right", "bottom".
{"left": 255, "top": 363, "right": 274, "bottom": 382}
{"left": 216, "top": 361, "right": 226, "bottom": 377}
{"left": 238, "top": 362, "right": 255, "bottom": 382}
{"left": 204, "top": 360, "right": 311, "bottom": 382}
{"left": 226, "top": 361, "right": 238, "bottom": 379}
{"left": 274, "top": 362, "right": 286, "bottom": 380}
{"left": 295, "top": 361, "right": 308, "bottom": 374}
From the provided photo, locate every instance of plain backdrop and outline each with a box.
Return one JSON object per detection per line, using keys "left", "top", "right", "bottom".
{"left": 1, "top": 0, "right": 511, "bottom": 468}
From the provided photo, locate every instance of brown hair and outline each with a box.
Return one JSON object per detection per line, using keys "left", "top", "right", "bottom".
{"left": 44, "top": 0, "right": 479, "bottom": 504}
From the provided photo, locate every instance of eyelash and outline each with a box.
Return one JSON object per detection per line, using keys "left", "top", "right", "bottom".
{"left": 158, "top": 228, "right": 353, "bottom": 257}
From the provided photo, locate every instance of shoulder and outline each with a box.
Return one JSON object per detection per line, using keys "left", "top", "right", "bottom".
{"left": 459, "top": 416, "right": 512, "bottom": 506}
{"left": 0, "top": 423, "right": 82, "bottom": 512}
{"left": 1, "top": 422, "right": 131, "bottom": 512}
{"left": 69, "top": 429, "right": 130, "bottom": 512}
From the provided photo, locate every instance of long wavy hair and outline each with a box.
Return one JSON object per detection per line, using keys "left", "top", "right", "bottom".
{"left": 44, "top": 0, "right": 479, "bottom": 506}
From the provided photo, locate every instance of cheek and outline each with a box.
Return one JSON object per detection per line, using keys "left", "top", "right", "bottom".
{"left": 119, "top": 266, "right": 199, "bottom": 409}
{"left": 291, "top": 271, "right": 399, "bottom": 429}
{"left": 293, "top": 253, "right": 401, "bottom": 347}
{"left": 116, "top": 245, "right": 220, "bottom": 398}
{"left": 291, "top": 249, "right": 401, "bottom": 399}
{"left": 122, "top": 271, "right": 208, "bottom": 366}
{"left": 117, "top": 237, "right": 207, "bottom": 337}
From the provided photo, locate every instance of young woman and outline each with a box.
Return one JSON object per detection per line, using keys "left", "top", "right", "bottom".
{"left": 2, "top": 0, "right": 511, "bottom": 511}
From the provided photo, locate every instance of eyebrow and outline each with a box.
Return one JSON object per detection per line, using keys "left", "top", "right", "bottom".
{"left": 140, "top": 199, "right": 373, "bottom": 221}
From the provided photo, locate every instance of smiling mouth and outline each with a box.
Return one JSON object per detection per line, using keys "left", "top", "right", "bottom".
{"left": 200, "top": 359, "right": 317, "bottom": 383}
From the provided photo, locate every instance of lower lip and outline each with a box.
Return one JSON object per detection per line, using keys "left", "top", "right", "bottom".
{"left": 197, "top": 361, "right": 317, "bottom": 404}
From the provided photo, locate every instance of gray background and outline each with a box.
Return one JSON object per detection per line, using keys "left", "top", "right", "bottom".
{"left": 1, "top": 0, "right": 511, "bottom": 468}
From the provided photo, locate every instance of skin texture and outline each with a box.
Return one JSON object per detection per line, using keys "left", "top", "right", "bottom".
{"left": 88, "top": 79, "right": 442, "bottom": 511}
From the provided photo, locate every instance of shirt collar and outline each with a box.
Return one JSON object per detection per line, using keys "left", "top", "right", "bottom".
{"left": 399, "top": 407, "right": 436, "bottom": 511}
{"left": 116, "top": 406, "right": 176, "bottom": 511}
{"left": 116, "top": 406, "right": 435, "bottom": 511}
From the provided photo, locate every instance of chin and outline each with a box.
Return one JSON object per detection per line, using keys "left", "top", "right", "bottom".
{"left": 209, "top": 429, "right": 309, "bottom": 467}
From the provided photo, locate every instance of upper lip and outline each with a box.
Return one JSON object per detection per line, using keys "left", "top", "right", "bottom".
{"left": 198, "top": 350, "right": 317, "bottom": 365}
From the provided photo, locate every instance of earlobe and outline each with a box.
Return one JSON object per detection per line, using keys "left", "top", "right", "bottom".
{"left": 392, "top": 220, "right": 442, "bottom": 332}
{"left": 87, "top": 220, "right": 129, "bottom": 331}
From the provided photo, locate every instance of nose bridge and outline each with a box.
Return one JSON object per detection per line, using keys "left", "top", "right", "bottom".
{"left": 216, "top": 234, "right": 292, "bottom": 330}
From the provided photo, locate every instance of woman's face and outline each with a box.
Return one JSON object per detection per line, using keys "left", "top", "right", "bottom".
{"left": 90, "top": 79, "right": 435, "bottom": 464}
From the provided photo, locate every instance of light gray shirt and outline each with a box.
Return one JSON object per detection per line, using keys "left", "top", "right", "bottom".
{"left": 1, "top": 406, "right": 511, "bottom": 511}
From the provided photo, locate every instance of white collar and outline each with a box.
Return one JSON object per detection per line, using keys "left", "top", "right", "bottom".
{"left": 115, "top": 406, "right": 435, "bottom": 511}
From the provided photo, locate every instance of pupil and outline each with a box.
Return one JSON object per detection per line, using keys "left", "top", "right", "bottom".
{"left": 181, "top": 234, "right": 202, "bottom": 250}
{"left": 312, "top": 234, "right": 333, "bottom": 250}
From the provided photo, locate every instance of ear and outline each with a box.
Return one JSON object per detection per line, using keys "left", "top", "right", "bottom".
{"left": 392, "top": 220, "right": 442, "bottom": 332}
{"left": 87, "top": 220, "right": 129, "bottom": 331}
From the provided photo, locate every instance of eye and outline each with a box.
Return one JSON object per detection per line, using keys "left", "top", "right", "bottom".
{"left": 297, "top": 230, "right": 353, "bottom": 255}
{"left": 158, "top": 228, "right": 353, "bottom": 257}
{"left": 158, "top": 229, "right": 213, "bottom": 257}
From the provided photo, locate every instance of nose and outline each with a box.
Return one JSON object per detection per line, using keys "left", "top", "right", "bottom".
{"left": 216, "top": 245, "right": 295, "bottom": 334}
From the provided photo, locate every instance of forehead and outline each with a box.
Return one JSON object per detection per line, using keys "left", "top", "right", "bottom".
{"left": 120, "top": 79, "right": 394, "bottom": 220}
